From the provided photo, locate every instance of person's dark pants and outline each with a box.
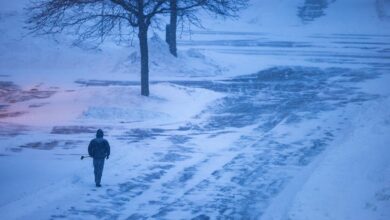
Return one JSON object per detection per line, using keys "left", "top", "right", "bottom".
{"left": 93, "top": 158, "right": 105, "bottom": 185}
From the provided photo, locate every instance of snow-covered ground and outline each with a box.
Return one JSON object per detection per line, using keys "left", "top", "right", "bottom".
{"left": 1, "top": 0, "right": 390, "bottom": 219}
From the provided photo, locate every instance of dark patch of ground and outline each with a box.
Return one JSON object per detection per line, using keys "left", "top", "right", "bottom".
{"left": 0, "top": 122, "right": 29, "bottom": 136}
{"left": 0, "top": 111, "right": 25, "bottom": 118}
{"left": 18, "top": 140, "right": 85, "bottom": 150}
{"left": 19, "top": 141, "right": 59, "bottom": 150}
{"left": 29, "top": 102, "right": 49, "bottom": 108}
{"left": 51, "top": 126, "right": 101, "bottom": 134}
{"left": 298, "top": 0, "right": 334, "bottom": 23}
{"left": 75, "top": 80, "right": 139, "bottom": 87}
{"left": 0, "top": 81, "right": 56, "bottom": 103}
{"left": 0, "top": 81, "right": 57, "bottom": 119}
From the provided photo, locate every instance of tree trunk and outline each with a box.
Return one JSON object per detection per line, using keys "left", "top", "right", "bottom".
{"left": 137, "top": 0, "right": 149, "bottom": 96}
{"left": 138, "top": 24, "right": 149, "bottom": 96}
{"left": 169, "top": 0, "right": 177, "bottom": 57}
{"left": 165, "top": 24, "right": 171, "bottom": 44}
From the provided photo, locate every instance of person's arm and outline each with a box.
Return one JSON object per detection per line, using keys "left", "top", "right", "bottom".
{"left": 105, "top": 140, "right": 110, "bottom": 159}
{"left": 88, "top": 140, "right": 94, "bottom": 158}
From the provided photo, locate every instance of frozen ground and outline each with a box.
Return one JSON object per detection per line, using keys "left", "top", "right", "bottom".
{"left": 1, "top": 0, "right": 390, "bottom": 220}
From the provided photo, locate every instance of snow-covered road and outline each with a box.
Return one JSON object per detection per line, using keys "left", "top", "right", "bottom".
{"left": 70, "top": 68, "right": 387, "bottom": 219}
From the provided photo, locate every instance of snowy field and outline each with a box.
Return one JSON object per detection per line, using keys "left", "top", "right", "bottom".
{"left": 1, "top": 0, "right": 390, "bottom": 219}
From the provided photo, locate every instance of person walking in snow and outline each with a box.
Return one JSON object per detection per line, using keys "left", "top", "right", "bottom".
{"left": 88, "top": 129, "right": 110, "bottom": 187}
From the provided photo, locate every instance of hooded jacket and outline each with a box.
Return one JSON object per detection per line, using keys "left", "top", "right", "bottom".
{"left": 88, "top": 130, "right": 110, "bottom": 159}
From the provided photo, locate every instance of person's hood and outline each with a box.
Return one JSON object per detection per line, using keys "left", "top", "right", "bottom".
{"left": 96, "top": 129, "right": 104, "bottom": 138}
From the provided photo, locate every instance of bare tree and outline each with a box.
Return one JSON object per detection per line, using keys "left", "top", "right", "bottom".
{"left": 166, "top": 0, "right": 248, "bottom": 57}
{"left": 26, "top": 0, "right": 172, "bottom": 96}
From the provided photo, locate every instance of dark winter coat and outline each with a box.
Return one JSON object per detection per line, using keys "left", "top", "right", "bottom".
{"left": 88, "top": 137, "right": 110, "bottom": 159}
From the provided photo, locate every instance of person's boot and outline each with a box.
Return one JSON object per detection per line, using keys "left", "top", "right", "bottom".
{"left": 96, "top": 183, "right": 101, "bottom": 187}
